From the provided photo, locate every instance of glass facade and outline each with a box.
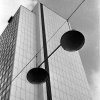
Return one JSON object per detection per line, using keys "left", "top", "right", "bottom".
{"left": 0, "top": 2, "right": 91, "bottom": 100}
{"left": 9, "top": 6, "right": 39, "bottom": 100}
{"left": 43, "top": 5, "right": 91, "bottom": 100}
{"left": 0, "top": 8, "right": 20, "bottom": 100}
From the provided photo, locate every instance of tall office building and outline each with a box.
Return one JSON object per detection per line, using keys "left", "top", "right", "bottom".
{"left": 0, "top": 2, "right": 91, "bottom": 100}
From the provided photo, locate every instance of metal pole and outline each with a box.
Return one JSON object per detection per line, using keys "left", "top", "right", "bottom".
{"left": 40, "top": 3, "right": 52, "bottom": 100}
{"left": 38, "top": 44, "right": 61, "bottom": 68}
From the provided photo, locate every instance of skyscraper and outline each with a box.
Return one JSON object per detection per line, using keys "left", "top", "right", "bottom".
{"left": 0, "top": 2, "right": 91, "bottom": 100}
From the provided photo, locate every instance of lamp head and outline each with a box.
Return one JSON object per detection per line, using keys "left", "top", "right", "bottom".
{"left": 27, "top": 68, "right": 49, "bottom": 84}
{"left": 60, "top": 30, "right": 85, "bottom": 51}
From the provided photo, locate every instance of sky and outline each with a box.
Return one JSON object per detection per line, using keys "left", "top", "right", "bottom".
{"left": 0, "top": 0, "right": 99, "bottom": 99}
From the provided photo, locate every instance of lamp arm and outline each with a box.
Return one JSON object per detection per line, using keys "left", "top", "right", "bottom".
{"left": 38, "top": 44, "right": 61, "bottom": 68}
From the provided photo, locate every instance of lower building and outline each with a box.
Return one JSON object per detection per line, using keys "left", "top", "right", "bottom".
{"left": 0, "top": 2, "right": 91, "bottom": 100}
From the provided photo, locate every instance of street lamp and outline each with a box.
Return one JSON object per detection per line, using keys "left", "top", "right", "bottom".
{"left": 27, "top": 67, "right": 49, "bottom": 84}
{"left": 26, "top": 29, "right": 85, "bottom": 84}
{"left": 60, "top": 29, "right": 85, "bottom": 51}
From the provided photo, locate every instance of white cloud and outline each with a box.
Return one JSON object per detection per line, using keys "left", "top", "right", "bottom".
{"left": 19, "top": 0, "right": 37, "bottom": 10}
{"left": 90, "top": 1, "right": 100, "bottom": 100}
{"left": 0, "top": 0, "right": 37, "bottom": 35}
{"left": 0, "top": 0, "right": 19, "bottom": 34}
{"left": 91, "top": 68, "right": 100, "bottom": 100}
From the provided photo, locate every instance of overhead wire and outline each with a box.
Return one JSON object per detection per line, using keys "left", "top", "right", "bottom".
{"left": 0, "top": 20, "right": 67, "bottom": 95}
{"left": 67, "top": 0, "right": 86, "bottom": 21}
{"left": 0, "top": 0, "right": 86, "bottom": 95}
{"left": 11, "top": 21, "right": 67, "bottom": 81}
{"left": 38, "top": 0, "right": 86, "bottom": 21}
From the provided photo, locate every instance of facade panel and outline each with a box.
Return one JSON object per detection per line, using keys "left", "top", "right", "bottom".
{"left": 43, "top": 5, "right": 91, "bottom": 100}
{"left": 0, "top": 8, "right": 20, "bottom": 100}
{"left": 9, "top": 6, "right": 39, "bottom": 100}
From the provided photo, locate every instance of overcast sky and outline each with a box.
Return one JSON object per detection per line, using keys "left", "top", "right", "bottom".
{"left": 0, "top": 0, "right": 99, "bottom": 100}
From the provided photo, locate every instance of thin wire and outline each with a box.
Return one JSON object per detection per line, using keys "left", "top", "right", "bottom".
{"left": 38, "top": 44, "right": 61, "bottom": 68}
{"left": 12, "top": 21, "right": 67, "bottom": 79}
{"left": 38, "top": 1, "right": 66, "bottom": 20}
{"left": 0, "top": 0, "right": 86, "bottom": 95}
{"left": 38, "top": 0, "right": 86, "bottom": 21}
{"left": 0, "top": 45, "right": 42, "bottom": 72}
{"left": 12, "top": 0, "right": 86, "bottom": 83}
{"left": 0, "top": 20, "right": 67, "bottom": 95}
{"left": 36, "top": 21, "right": 67, "bottom": 65}
{"left": 47, "top": 21, "right": 67, "bottom": 43}
{"left": 0, "top": 0, "right": 85, "bottom": 71}
{"left": 0, "top": 50, "right": 40, "bottom": 95}
{"left": 67, "top": 0, "right": 86, "bottom": 21}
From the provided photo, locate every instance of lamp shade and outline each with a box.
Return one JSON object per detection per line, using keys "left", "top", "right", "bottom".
{"left": 27, "top": 68, "right": 49, "bottom": 84}
{"left": 60, "top": 30, "right": 85, "bottom": 51}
